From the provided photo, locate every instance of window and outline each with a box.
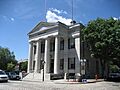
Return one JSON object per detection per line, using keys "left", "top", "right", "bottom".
{"left": 68, "top": 57, "right": 75, "bottom": 69}
{"left": 60, "top": 38, "right": 64, "bottom": 50}
{"left": 60, "top": 59, "right": 64, "bottom": 70}
{"left": 40, "top": 60, "right": 44, "bottom": 69}
{"left": 33, "top": 61, "right": 35, "bottom": 70}
{"left": 68, "top": 38, "right": 75, "bottom": 49}
{"left": 33, "top": 45, "right": 36, "bottom": 54}
{"left": 41, "top": 41, "right": 45, "bottom": 53}
{"left": 50, "top": 40, "right": 55, "bottom": 52}
{"left": 0, "top": 71, "right": 5, "bottom": 75}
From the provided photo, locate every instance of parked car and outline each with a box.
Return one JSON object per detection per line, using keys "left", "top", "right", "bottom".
{"left": 107, "top": 72, "right": 120, "bottom": 81}
{"left": 6, "top": 72, "right": 21, "bottom": 80}
{"left": 0, "top": 70, "right": 8, "bottom": 82}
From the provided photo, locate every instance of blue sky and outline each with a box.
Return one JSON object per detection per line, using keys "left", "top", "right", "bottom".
{"left": 0, "top": 0, "right": 120, "bottom": 60}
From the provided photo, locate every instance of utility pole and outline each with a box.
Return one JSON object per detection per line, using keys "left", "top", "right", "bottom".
{"left": 72, "top": 0, "right": 73, "bottom": 21}
{"left": 44, "top": 0, "right": 47, "bottom": 21}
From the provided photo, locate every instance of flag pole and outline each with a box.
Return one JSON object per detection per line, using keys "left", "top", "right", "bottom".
{"left": 44, "top": 0, "right": 47, "bottom": 21}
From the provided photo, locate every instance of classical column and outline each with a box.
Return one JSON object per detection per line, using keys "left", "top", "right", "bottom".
{"left": 27, "top": 42, "right": 33, "bottom": 73}
{"left": 54, "top": 36, "right": 60, "bottom": 74}
{"left": 31, "top": 45, "right": 36, "bottom": 71}
{"left": 44, "top": 38, "right": 50, "bottom": 73}
{"left": 75, "top": 37, "right": 80, "bottom": 73}
{"left": 34, "top": 40, "right": 41, "bottom": 73}
{"left": 64, "top": 37, "right": 68, "bottom": 79}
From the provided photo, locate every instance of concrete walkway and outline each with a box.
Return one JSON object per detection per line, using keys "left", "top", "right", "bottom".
{"left": 22, "top": 78, "right": 104, "bottom": 84}
{"left": 53, "top": 79, "right": 104, "bottom": 84}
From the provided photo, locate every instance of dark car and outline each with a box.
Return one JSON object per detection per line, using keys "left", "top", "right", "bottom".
{"left": 107, "top": 73, "right": 120, "bottom": 81}
{"left": 6, "top": 72, "right": 21, "bottom": 80}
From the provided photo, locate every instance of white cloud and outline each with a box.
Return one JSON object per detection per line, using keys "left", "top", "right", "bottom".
{"left": 3, "top": 16, "right": 8, "bottom": 21}
{"left": 113, "top": 17, "right": 120, "bottom": 20}
{"left": 50, "top": 8, "right": 67, "bottom": 14}
{"left": 46, "top": 10, "right": 72, "bottom": 25}
{"left": 2, "top": 15, "right": 15, "bottom": 22}
{"left": 11, "top": 18, "right": 14, "bottom": 21}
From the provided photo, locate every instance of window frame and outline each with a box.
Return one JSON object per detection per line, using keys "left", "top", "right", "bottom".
{"left": 60, "top": 59, "right": 64, "bottom": 70}
{"left": 68, "top": 57, "right": 75, "bottom": 69}
{"left": 68, "top": 38, "right": 75, "bottom": 49}
{"left": 60, "top": 38, "right": 64, "bottom": 50}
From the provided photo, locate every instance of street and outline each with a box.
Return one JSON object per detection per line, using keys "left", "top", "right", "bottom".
{"left": 0, "top": 80, "right": 120, "bottom": 90}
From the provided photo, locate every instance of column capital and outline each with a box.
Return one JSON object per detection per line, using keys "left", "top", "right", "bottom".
{"left": 29, "top": 41, "right": 33, "bottom": 44}
{"left": 45, "top": 36, "right": 52, "bottom": 40}
{"left": 55, "top": 35, "right": 60, "bottom": 38}
{"left": 63, "top": 37, "right": 68, "bottom": 40}
{"left": 37, "top": 39, "right": 42, "bottom": 42}
{"left": 29, "top": 41, "right": 37, "bottom": 45}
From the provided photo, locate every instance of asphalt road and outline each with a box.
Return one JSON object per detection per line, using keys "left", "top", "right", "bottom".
{"left": 0, "top": 80, "right": 120, "bottom": 90}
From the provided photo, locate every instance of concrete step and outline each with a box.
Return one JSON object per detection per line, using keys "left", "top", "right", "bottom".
{"left": 23, "top": 73, "right": 51, "bottom": 82}
{"left": 23, "top": 73, "right": 42, "bottom": 81}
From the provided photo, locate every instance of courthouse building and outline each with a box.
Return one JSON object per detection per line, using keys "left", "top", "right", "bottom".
{"left": 25, "top": 21, "right": 102, "bottom": 81}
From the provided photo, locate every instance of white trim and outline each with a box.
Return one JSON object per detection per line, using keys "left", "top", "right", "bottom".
{"left": 29, "top": 32, "right": 58, "bottom": 42}
{"left": 72, "top": 32, "right": 80, "bottom": 38}
{"left": 29, "top": 25, "right": 58, "bottom": 35}
{"left": 69, "top": 24, "right": 80, "bottom": 29}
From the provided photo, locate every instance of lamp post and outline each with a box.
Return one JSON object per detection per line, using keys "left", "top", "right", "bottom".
{"left": 41, "top": 60, "right": 45, "bottom": 81}
{"left": 80, "top": 59, "right": 86, "bottom": 79}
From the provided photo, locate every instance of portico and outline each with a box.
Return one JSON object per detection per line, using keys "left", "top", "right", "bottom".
{"left": 28, "top": 36, "right": 61, "bottom": 74}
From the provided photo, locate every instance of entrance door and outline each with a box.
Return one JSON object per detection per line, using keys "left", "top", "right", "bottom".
{"left": 50, "top": 59, "right": 54, "bottom": 73}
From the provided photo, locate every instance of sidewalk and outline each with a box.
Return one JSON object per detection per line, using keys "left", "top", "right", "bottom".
{"left": 22, "top": 78, "right": 104, "bottom": 84}
{"left": 53, "top": 79, "right": 104, "bottom": 84}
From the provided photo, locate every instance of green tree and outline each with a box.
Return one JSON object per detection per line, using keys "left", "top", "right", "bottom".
{"left": 19, "top": 61, "right": 28, "bottom": 72}
{"left": 83, "top": 18, "right": 120, "bottom": 77}
{"left": 7, "top": 62, "right": 15, "bottom": 71}
{"left": 0, "top": 46, "right": 17, "bottom": 70}
{"left": 110, "top": 65, "right": 120, "bottom": 73}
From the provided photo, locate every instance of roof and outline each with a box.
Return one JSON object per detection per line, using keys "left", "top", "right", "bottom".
{"left": 28, "top": 21, "right": 83, "bottom": 35}
{"left": 28, "top": 22, "right": 58, "bottom": 35}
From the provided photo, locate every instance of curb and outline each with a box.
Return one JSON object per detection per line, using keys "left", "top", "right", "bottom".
{"left": 54, "top": 79, "right": 104, "bottom": 84}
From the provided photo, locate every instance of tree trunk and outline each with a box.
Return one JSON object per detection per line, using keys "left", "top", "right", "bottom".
{"left": 100, "top": 59, "right": 105, "bottom": 78}
{"left": 105, "top": 62, "right": 109, "bottom": 79}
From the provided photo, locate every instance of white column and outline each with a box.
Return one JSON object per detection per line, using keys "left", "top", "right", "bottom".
{"left": 44, "top": 38, "right": 50, "bottom": 73}
{"left": 54, "top": 36, "right": 60, "bottom": 74}
{"left": 32, "top": 45, "right": 35, "bottom": 71}
{"left": 75, "top": 37, "right": 80, "bottom": 73}
{"left": 27, "top": 42, "right": 33, "bottom": 73}
{"left": 34, "top": 40, "right": 41, "bottom": 73}
{"left": 64, "top": 37, "right": 68, "bottom": 79}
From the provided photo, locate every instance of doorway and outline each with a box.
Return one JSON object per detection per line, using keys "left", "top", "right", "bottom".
{"left": 50, "top": 59, "right": 54, "bottom": 73}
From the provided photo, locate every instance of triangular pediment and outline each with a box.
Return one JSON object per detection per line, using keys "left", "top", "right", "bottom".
{"left": 28, "top": 22, "right": 58, "bottom": 35}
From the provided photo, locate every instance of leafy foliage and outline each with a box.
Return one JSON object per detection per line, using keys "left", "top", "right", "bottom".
{"left": 110, "top": 64, "right": 120, "bottom": 73}
{"left": 83, "top": 18, "right": 120, "bottom": 76}
{"left": 19, "top": 61, "right": 28, "bottom": 72}
{"left": 83, "top": 17, "right": 120, "bottom": 62}
{"left": 0, "top": 46, "right": 17, "bottom": 70}
{"left": 7, "top": 62, "right": 15, "bottom": 71}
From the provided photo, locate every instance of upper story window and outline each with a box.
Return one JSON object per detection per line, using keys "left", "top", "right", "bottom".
{"left": 33, "top": 45, "right": 36, "bottom": 54}
{"left": 68, "top": 38, "right": 75, "bottom": 49}
{"left": 41, "top": 41, "right": 45, "bottom": 53}
{"left": 60, "top": 38, "right": 64, "bottom": 50}
{"left": 50, "top": 39, "right": 55, "bottom": 52}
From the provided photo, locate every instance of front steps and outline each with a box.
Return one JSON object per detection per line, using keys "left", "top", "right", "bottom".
{"left": 23, "top": 73, "right": 51, "bottom": 82}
